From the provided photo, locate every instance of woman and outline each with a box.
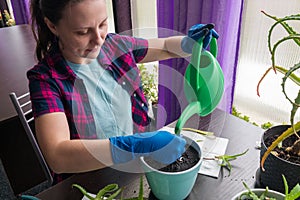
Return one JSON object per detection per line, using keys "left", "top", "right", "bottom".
{"left": 28, "top": 0, "right": 218, "bottom": 184}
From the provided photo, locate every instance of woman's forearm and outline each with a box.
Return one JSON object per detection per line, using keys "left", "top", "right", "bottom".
{"left": 164, "top": 36, "right": 191, "bottom": 58}
{"left": 35, "top": 112, "right": 113, "bottom": 174}
{"left": 140, "top": 36, "right": 190, "bottom": 63}
{"left": 50, "top": 139, "right": 113, "bottom": 174}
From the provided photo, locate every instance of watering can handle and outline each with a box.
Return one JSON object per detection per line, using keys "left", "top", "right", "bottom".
{"left": 210, "top": 37, "right": 218, "bottom": 58}
{"left": 188, "top": 36, "right": 219, "bottom": 96}
{"left": 190, "top": 37, "right": 218, "bottom": 69}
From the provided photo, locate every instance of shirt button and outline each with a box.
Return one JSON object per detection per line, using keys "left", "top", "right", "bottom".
{"left": 133, "top": 93, "right": 136, "bottom": 97}
{"left": 141, "top": 103, "right": 144, "bottom": 107}
{"left": 122, "top": 81, "right": 126, "bottom": 85}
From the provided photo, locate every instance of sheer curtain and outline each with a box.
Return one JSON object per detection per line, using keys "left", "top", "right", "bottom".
{"left": 156, "top": 0, "right": 244, "bottom": 128}
{"left": 233, "top": 0, "right": 300, "bottom": 125}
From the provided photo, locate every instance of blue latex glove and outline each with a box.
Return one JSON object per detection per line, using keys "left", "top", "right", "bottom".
{"left": 181, "top": 23, "right": 219, "bottom": 54}
{"left": 109, "top": 131, "right": 186, "bottom": 164}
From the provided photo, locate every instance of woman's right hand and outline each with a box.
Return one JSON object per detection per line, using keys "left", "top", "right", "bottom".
{"left": 109, "top": 131, "right": 186, "bottom": 164}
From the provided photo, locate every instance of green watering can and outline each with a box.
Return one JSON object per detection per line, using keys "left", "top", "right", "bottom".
{"left": 174, "top": 36, "right": 224, "bottom": 134}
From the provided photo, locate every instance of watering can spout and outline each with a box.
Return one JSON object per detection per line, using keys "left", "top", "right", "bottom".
{"left": 175, "top": 102, "right": 201, "bottom": 135}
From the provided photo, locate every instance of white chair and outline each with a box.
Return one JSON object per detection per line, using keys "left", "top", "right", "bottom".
{"left": 9, "top": 92, "right": 53, "bottom": 187}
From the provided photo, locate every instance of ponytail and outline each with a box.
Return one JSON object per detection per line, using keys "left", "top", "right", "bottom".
{"left": 30, "top": 0, "right": 53, "bottom": 61}
{"left": 30, "top": 0, "right": 73, "bottom": 61}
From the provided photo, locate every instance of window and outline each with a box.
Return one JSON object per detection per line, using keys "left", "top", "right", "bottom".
{"left": 233, "top": 0, "right": 300, "bottom": 125}
{"left": 106, "top": 0, "right": 115, "bottom": 33}
{"left": 131, "top": 0, "right": 157, "bottom": 39}
{"left": 131, "top": 0, "right": 158, "bottom": 84}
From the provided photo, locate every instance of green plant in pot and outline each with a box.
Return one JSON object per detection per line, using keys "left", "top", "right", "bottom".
{"left": 256, "top": 11, "right": 300, "bottom": 193}
{"left": 72, "top": 176, "right": 146, "bottom": 199}
{"left": 231, "top": 175, "right": 300, "bottom": 200}
{"left": 138, "top": 64, "right": 158, "bottom": 106}
{"left": 138, "top": 63, "right": 158, "bottom": 130}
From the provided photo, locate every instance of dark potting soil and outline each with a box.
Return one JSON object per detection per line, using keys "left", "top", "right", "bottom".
{"left": 265, "top": 133, "right": 300, "bottom": 165}
{"left": 145, "top": 145, "right": 200, "bottom": 172}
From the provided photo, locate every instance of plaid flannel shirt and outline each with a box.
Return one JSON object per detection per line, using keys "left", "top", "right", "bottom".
{"left": 27, "top": 33, "right": 150, "bottom": 184}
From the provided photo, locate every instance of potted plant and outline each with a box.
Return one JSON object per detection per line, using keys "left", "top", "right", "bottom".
{"left": 3, "top": 10, "right": 15, "bottom": 27}
{"left": 256, "top": 11, "right": 300, "bottom": 193}
{"left": 231, "top": 175, "right": 300, "bottom": 200}
{"left": 138, "top": 63, "right": 158, "bottom": 130}
{"left": 72, "top": 176, "right": 146, "bottom": 200}
{"left": 140, "top": 135, "right": 202, "bottom": 200}
{"left": 138, "top": 63, "right": 158, "bottom": 106}
{"left": 138, "top": 60, "right": 201, "bottom": 200}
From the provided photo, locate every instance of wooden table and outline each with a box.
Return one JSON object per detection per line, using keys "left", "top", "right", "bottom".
{"left": 36, "top": 108, "right": 263, "bottom": 200}
{"left": 0, "top": 24, "right": 36, "bottom": 121}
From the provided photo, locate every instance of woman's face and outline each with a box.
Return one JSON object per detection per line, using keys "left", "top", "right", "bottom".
{"left": 51, "top": 0, "right": 108, "bottom": 64}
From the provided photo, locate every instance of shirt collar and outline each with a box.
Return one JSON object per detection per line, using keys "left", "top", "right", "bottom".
{"left": 44, "top": 41, "right": 77, "bottom": 80}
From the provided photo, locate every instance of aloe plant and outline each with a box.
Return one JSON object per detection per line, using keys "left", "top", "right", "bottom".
{"left": 256, "top": 11, "right": 300, "bottom": 170}
{"left": 72, "top": 176, "right": 145, "bottom": 200}
{"left": 238, "top": 175, "right": 300, "bottom": 200}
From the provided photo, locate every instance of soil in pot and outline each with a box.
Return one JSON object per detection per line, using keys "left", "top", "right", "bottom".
{"left": 264, "top": 132, "right": 300, "bottom": 164}
{"left": 144, "top": 145, "right": 200, "bottom": 172}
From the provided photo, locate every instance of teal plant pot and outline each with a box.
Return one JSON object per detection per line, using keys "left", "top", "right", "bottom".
{"left": 231, "top": 188, "right": 285, "bottom": 200}
{"left": 140, "top": 137, "right": 202, "bottom": 200}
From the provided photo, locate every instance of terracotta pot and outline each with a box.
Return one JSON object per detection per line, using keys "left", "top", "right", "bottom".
{"left": 258, "top": 125, "right": 300, "bottom": 193}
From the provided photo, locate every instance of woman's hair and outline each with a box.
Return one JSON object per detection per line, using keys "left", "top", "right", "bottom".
{"left": 30, "top": 0, "right": 82, "bottom": 61}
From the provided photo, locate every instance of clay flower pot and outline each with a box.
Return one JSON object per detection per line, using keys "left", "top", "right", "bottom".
{"left": 140, "top": 136, "right": 202, "bottom": 200}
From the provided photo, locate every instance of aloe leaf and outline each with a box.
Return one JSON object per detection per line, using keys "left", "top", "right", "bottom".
{"left": 105, "top": 188, "right": 123, "bottom": 200}
{"left": 96, "top": 184, "right": 119, "bottom": 199}
{"left": 283, "top": 174, "right": 300, "bottom": 200}
{"left": 72, "top": 184, "right": 95, "bottom": 200}
{"left": 241, "top": 182, "right": 260, "bottom": 200}
{"left": 276, "top": 65, "right": 300, "bottom": 86}
{"left": 181, "top": 127, "right": 214, "bottom": 136}
{"left": 217, "top": 149, "right": 248, "bottom": 161}
{"left": 257, "top": 64, "right": 300, "bottom": 98}
{"left": 285, "top": 184, "right": 300, "bottom": 200}
{"left": 271, "top": 35, "right": 300, "bottom": 70}
{"left": 138, "top": 176, "right": 143, "bottom": 200}
{"left": 262, "top": 11, "right": 300, "bottom": 53}
{"left": 282, "top": 174, "right": 289, "bottom": 197}
{"left": 281, "top": 62, "right": 300, "bottom": 132}
{"left": 216, "top": 149, "right": 248, "bottom": 175}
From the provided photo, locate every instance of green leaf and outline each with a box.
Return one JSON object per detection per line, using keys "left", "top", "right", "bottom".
{"left": 241, "top": 182, "right": 260, "bottom": 200}
{"left": 286, "top": 184, "right": 300, "bottom": 200}
{"left": 283, "top": 174, "right": 300, "bottom": 200}
{"left": 138, "top": 176, "right": 144, "bottom": 200}
{"left": 95, "top": 184, "right": 120, "bottom": 200}
{"left": 216, "top": 149, "right": 249, "bottom": 175}
{"left": 72, "top": 184, "right": 95, "bottom": 200}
